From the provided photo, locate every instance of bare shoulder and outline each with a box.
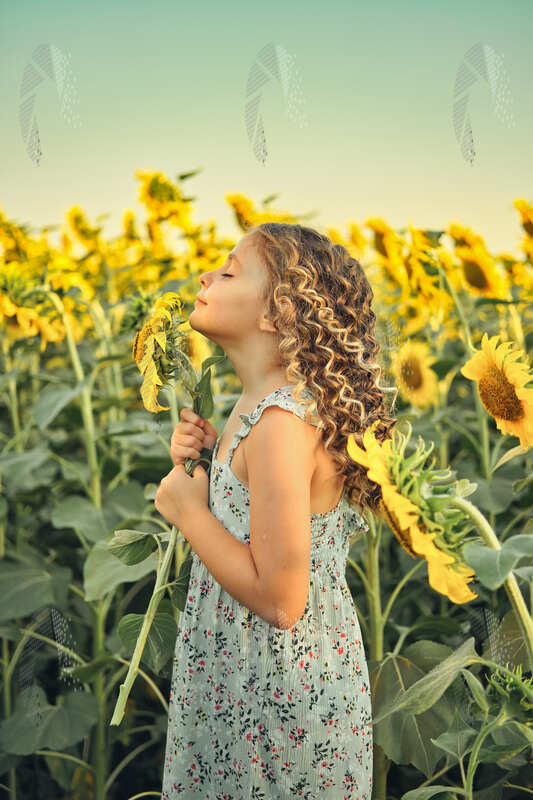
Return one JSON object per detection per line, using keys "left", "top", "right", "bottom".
{"left": 243, "top": 404, "right": 318, "bottom": 627}
{"left": 243, "top": 403, "right": 319, "bottom": 474}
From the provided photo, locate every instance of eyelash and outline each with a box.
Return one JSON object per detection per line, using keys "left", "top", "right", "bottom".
{"left": 221, "top": 273, "right": 233, "bottom": 278}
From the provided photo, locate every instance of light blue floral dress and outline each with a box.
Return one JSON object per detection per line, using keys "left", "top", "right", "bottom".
{"left": 161, "top": 385, "right": 373, "bottom": 799}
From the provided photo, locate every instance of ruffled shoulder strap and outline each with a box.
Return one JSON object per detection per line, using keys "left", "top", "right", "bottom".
{"left": 239, "top": 384, "right": 319, "bottom": 427}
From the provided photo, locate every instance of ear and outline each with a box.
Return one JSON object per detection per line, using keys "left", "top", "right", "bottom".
{"left": 258, "top": 312, "right": 277, "bottom": 334}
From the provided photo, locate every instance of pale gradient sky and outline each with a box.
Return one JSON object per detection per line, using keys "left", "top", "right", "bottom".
{"left": 1, "top": 0, "right": 532, "bottom": 257}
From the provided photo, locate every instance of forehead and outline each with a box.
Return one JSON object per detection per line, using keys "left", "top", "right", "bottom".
{"left": 233, "top": 234, "right": 261, "bottom": 269}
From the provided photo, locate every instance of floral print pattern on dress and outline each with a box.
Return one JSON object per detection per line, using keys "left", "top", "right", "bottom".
{"left": 161, "top": 385, "right": 373, "bottom": 799}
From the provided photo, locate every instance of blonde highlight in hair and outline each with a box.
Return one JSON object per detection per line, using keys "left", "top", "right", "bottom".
{"left": 246, "top": 221, "right": 398, "bottom": 515}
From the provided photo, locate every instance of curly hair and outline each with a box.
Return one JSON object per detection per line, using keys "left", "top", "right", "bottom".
{"left": 246, "top": 221, "right": 398, "bottom": 516}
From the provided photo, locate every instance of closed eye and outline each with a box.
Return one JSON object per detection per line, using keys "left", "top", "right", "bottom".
{"left": 221, "top": 273, "right": 233, "bottom": 277}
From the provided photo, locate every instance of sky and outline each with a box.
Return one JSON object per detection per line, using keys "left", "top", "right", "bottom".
{"left": 1, "top": 0, "right": 532, "bottom": 257}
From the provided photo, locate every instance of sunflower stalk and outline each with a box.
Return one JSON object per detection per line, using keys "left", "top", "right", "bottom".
{"left": 109, "top": 525, "right": 178, "bottom": 726}
{"left": 430, "top": 257, "right": 494, "bottom": 478}
{"left": 109, "top": 292, "right": 226, "bottom": 726}
{"left": 451, "top": 495, "right": 533, "bottom": 673}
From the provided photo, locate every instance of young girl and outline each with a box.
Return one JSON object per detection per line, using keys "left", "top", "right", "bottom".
{"left": 160, "top": 222, "right": 396, "bottom": 798}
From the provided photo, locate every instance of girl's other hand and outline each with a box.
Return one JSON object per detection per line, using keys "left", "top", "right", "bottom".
{"left": 170, "top": 409, "right": 219, "bottom": 466}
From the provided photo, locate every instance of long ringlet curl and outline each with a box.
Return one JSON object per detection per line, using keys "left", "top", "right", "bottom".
{"left": 246, "top": 221, "right": 398, "bottom": 515}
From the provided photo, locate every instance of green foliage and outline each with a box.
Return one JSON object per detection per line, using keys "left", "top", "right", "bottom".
{"left": 0, "top": 560, "right": 72, "bottom": 623}
{"left": 31, "top": 378, "right": 92, "bottom": 430}
{"left": 464, "top": 535, "right": 533, "bottom": 590}
{"left": 0, "top": 687, "right": 99, "bottom": 755}
{"left": 370, "top": 639, "right": 476, "bottom": 777}
{"left": 52, "top": 496, "right": 108, "bottom": 542}
{"left": 1, "top": 194, "right": 531, "bottom": 798}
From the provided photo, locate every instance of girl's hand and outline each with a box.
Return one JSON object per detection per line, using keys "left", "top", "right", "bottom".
{"left": 170, "top": 408, "right": 219, "bottom": 465}
{"left": 154, "top": 463, "right": 209, "bottom": 531}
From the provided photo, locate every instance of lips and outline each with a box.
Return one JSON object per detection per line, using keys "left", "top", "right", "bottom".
{"left": 195, "top": 297, "right": 207, "bottom": 305}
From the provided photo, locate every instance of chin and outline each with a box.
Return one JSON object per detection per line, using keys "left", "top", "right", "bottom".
{"left": 188, "top": 314, "right": 201, "bottom": 331}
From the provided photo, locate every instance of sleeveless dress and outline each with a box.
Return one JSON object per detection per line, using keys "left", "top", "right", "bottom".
{"left": 161, "top": 385, "right": 373, "bottom": 799}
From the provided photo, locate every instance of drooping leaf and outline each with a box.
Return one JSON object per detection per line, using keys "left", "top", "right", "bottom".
{"left": 107, "top": 529, "right": 158, "bottom": 566}
{"left": 66, "top": 653, "right": 118, "bottom": 683}
{"left": 430, "top": 708, "right": 476, "bottom": 759}
{"left": 375, "top": 638, "right": 478, "bottom": 719}
{"left": 369, "top": 639, "right": 474, "bottom": 777}
{"left": 481, "top": 609, "right": 530, "bottom": 671}
{"left": 83, "top": 538, "right": 158, "bottom": 601}
{"left": 200, "top": 354, "right": 227, "bottom": 376}
{"left": 460, "top": 668, "right": 489, "bottom": 714}
{"left": 172, "top": 549, "right": 193, "bottom": 612}
{"left": 400, "top": 786, "right": 465, "bottom": 799}
{"left": 468, "top": 476, "right": 517, "bottom": 514}
{"left": 463, "top": 535, "right": 533, "bottom": 590}
{"left": 195, "top": 368, "right": 214, "bottom": 420}
{"left": 117, "top": 611, "right": 177, "bottom": 674}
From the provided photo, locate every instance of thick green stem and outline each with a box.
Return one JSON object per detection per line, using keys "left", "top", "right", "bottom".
{"left": 34, "top": 750, "right": 94, "bottom": 773}
{"left": 451, "top": 496, "right": 533, "bottom": 672}
{"left": 1, "top": 341, "right": 24, "bottom": 559}
{"left": 464, "top": 706, "right": 508, "bottom": 799}
{"left": 90, "top": 299, "right": 130, "bottom": 480}
{"left": 2, "top": 637, "right": 16, "bottom": 800}
{"left": 113, "top": 656, "right": 169, "bottom": 713}
{"left": 92, "top": 603, "right": 108, "bottom": 800}
{"left": 109, "top": 377, "right": 186, "bottom": 725}
{"left": 433, "top": 260, "right": 492, "bottom": 479}
{"left": 104, "top": 738, "right": 157, "bottom": 794}
{"left": 365, "top": 520, "right": 390, "bottom": 799}
{"left": 61, "top": 312, "right": 102, "bottom": 506}
{"left": 367, "top": 523, "right": 383, "bottom": 661}
{"left": 109, "top": 526, "right": 178, "bottom": 725}
{"left": 33, "top": 289, "right": 110, "bottom": 795}
{"left": 3, "top": 343, "right": 22, "bottom": 452}
{"left": 167, "top": 378, "right": 180, "bottom": 431}
{"left": 21, "top": 288, "right": 102, "bottom": 505}
{"left": 508, "top": 302, "right": 525, "bottom": 352}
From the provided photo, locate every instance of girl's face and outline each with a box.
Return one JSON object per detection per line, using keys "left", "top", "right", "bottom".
{"left": 190, "top": 233, "right": 273, "bottom": 345}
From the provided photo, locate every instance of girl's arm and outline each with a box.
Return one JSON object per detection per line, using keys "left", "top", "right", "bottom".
{"left": 179, "top": 504, "right": 274, "bottom": 622}
{"left": 244, "top": 405, "right": 316, "bottom": 628}
{"left": 179, "top": 406, "right": 316, "bottom": 630}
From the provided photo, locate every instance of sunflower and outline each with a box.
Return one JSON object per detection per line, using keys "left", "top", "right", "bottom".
{"left": 390, "top": 340, "right": 439, "bottom": 409}
{"left": 346, "top": 420, "right": 478, "bottom": 604}
{"left": 135, "top": 169, "right": 194, "bottom": 231}
{"left": 132, "top": 291, "right": 196, "bottom": 412}
{"left": 513, "top": 198, "right": 533, "bottom": 238}
{"left": 454, "top": 242, "right": 510, "bottom": 299}
{"left": 225, "top": 192, "right": 298, "bottom": 231}
{"left": 498, "top": 251, "right": 533, "bottom": 295}
{"left": 461, "top": 333, "right": 533, "bottom": 451}
{"left": 66, "top": 205, "right": 101, "bottom": 251}
{"left": 447, "top": 222, "right": 486, "bottom": 249}
{"left": 365, "top": 217, "right": 404, "bottom": 265}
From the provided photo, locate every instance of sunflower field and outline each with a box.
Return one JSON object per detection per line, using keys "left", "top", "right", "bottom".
{"left": 0, "top": 169, "right": 532, "bottom": 800}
